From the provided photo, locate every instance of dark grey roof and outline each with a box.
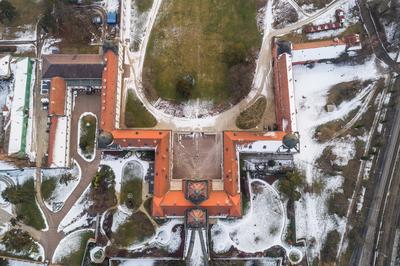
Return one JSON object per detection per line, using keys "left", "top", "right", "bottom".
{"left": 98, "top": 131, "right": 114, "bottom": 148}
{"left": 283, "top": 133, "right": 299, "bottom": 149}
{"left": 42, "top": 54, "right": 105, "bottom": 79}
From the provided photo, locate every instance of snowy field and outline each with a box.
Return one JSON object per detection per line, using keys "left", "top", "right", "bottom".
{"left": 42, "top": 161, "right": 81, "bottom": 212}
{"left": 292, "top": 57, "right": 383, "bottom": 257}
{"left": 306, "top": 0, "right": 359, "bottom": 40}
{"left": 58, "top": 185, "right": 93, "bottom": 234}
{"left": 211, "top": 178, "right": 293, "bottom": 255}
{"left": 101, "top": 152, "right": 150, "bottom": 195}
{"left": 0, "top": 170, "right": 48, "bottom": 227}
{"left": 110, "top": 217, "right": 182, "bottom": 255}
{"left": 53, "top": 229, "right": 94, "bottom": 263}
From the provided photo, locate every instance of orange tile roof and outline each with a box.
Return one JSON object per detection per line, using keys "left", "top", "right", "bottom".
{"left": 223, "top": 131, "right": 286, "bottom": 196}
{"left": 112, "top": 130, "right": 171, "bottom": 198}
{"left": 292, "top": 38, "right": 345, "bottom": 50}
{"left": 49, "top": 77, "right": 66, "bottom": 116}
{"left": 277, "top": 53, "right": 292, "bottom": 132}
{"left": 97, "top": 50, "right": 287, "bottom": 219}
{"left": 101, "top": 50, "right": 118, "bottom": 132}
{"left": 154, "top": 191, "right": 241, "bottom": 217}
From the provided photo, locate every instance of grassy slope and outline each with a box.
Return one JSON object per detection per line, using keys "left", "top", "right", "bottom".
{"left": 112, "top": 211, "right": 155, "bottom": 247}
{"left": 61, "top": 231, "right": 94, "bottom": 266}
{"left": 144, "top": 0, "right": 261, "bottom": 103}
{"left": 2, "top": 179, "right": 45, "bottom": 230}
{"left": 125, "top": 90, "right": 157, "bottom": 128}
{"left": 236, "top": 97, "right": 267, "bottom": 129}
{"left": 41, "top": 177, "right": 57, "bottom": 201}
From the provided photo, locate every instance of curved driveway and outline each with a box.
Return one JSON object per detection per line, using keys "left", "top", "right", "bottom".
{"left": 122, "top": 0, "right": 347, "bottom": 132}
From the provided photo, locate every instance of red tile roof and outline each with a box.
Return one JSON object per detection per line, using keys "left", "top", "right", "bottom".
{"left": 292, "top": 38, "right": 346, "bottom": 50}
{"left": 101, "top": 50, "right": 118, "bottom": 132}
{"left": 49, "top": 77, "right": 66, "bottom": 116}
{"left": 276, "top": 53, "right": 293, "bottom": 132}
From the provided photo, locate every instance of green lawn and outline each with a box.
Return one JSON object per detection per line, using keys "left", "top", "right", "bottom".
{"left": 125, "top": 90, "right": 157, "bottom": 128}
{"left": 60, "top": 231, "right": 94, "bottom": 266}
{"left": 120, "top": 179, "right": 142, "bottom": 210}
{"left": 79, "top": 114, "right": 97, "bottom": 158}
{"left": 112, "top": 211, "right": 154, "bottom": 247}
{"left": 41, "top": 177, "right": 56, "bottom": 201}
{"left": 236, "top": 97, "right": 266, "bottom": 129}
{"left": 2, "top": 179, "right": 45, "bottom": 230}
{"left": 120, "top": 161, "right": 143, "bottom": 209}
{"left": 135, "top": 0, "right": 153, "bottom": 13}
{"left": 143, "top": 0, "right": 262, "bottom": 104}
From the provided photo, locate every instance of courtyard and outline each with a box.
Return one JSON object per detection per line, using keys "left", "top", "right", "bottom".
{"left": 172, "top": 132, "right": 222, "bottom": 180}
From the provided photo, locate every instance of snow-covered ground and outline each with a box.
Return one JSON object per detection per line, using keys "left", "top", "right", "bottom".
{"left": 0, "top": 238, "right": 44, "bottom": 262}
{"left": 7, "top": 58, "right": 35, "bottom": 156}
{"left": 41, "top": 38, "right": 61, "bottom": 55}
{"left": 58, "top": 185, "right": 93, "bottom": 234}
{"left": 53, "top": 229, "right": 94, "bottom": 263}
{"left": 105, "top": 0, "right": 119, "bottom": 12}
{"left": 305, "top": 0, "right": 360, "bottom": 40}
{"left": 8, "top": 260, "right": 45, "bottom": 266}
{"left": 119, "top": 218, "right": 182, "bottom": 253}
{"left": 42, "top": 161, "right": 81, "bottom": 212}
{"left": 211, "top": 178, "right": 291, "bottom": 255}
{"left": 51, "top": 116, "right": 69, "bottom": 167}
{"left": 292, "top": 56, "right": 383, "bottom": 258}
{"left": 0, "top": 169, "right": 35, "bottom": 215}
{"left": 116, "top": 259, "right": 156, "bottom": 266}
{"left": 101, "top": 152, "right": 149, "bottom": 194}
{"left": 128, "top": 0, "right": 154, "bottom": 52}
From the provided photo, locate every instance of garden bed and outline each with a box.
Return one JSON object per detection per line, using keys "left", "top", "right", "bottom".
{"left": 78, "top": 112, "right": 97, "bottom": 161}
{"left": 41, "top": 161, "right": 81, "bottom": 212}
{"left": 120, "top": 161, "right": 144, "bottom": 210}
{"left": 111, "top": 211, "right": 155, "bottom": 248}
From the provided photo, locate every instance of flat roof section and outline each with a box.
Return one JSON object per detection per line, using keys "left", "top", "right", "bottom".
{"left": 172, "top": 132, "right": 222, "bottom": 180}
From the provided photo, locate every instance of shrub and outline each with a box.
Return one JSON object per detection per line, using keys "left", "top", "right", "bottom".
{"left": 176, "top": 76, "right": 194, "bottom": 100}
{"left": 327, "top": 192, "right": 348, "bottom": 217}
{"left": 1, "top": 229, "right": 38, "bottom": 254}
{"left": 278, "top": 170, "right": 305, "bottom": 201}
{"left": 0, "top": 0, "right": 16, "bottom": 24}
{"left": 2, "top": 179, "right": 45, "bottom": 230}
{"left": 41, "top": 177, "right": 57, "bottom": 201}
{"left": 79, "top": 115, "right": 96, "bottom": 157}
{"left": 321, "top": 230, "right": 340, "bottom": 262}
{"left": 223, "top": 43, "right": 247, "bottom": 67}
{"left": 113, "top": 212, "right": 155, "bottom": 247}
{"left": 236, "top": 97, "right": 267, "bottom": 129}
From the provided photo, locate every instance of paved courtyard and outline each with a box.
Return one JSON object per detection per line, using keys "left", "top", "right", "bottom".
{"left": 172, "top": 132, "right": 222, "bottom": 179}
